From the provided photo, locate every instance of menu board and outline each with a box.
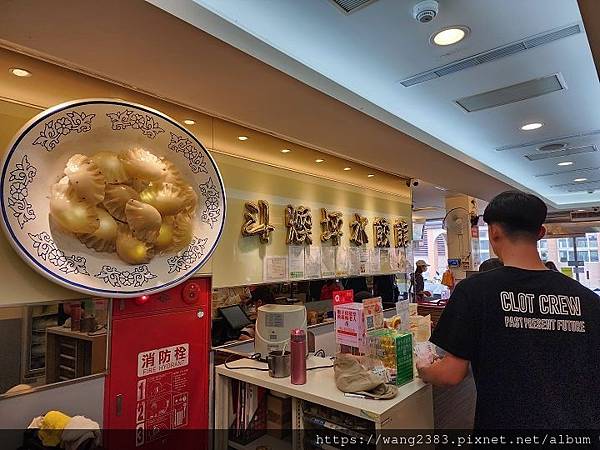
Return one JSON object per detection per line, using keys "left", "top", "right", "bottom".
{"left": 288, "top": 246, "right": 305, "bottom": 280}
{"left": 321, "top": 246, "right": 336, "bottom": 278}
{"left": 305, "top": 246, "right": 322, "bottom": 279}
{"left": 370, "top": 248, "right": 381, "bottom": 274}
{"left": 264, "top": 256, "right": 288, "bottom": 282}
{"left": 335, "top": 246, "right": 349, "bottom": 277}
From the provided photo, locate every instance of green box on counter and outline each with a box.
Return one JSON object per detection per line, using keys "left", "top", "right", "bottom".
{"left": 367, "top": 329, "right": 414, "bottom": 386}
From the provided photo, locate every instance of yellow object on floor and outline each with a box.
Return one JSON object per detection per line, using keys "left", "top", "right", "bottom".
{"left": 38, "top": 410, "right": 72, "bottom": 447}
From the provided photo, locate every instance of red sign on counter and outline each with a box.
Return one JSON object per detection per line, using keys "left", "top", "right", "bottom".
{"left": 333, "top": 289, "right": 354, "bottom": 306}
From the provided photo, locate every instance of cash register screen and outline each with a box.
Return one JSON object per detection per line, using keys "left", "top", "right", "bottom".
{"left": 219, "top": 305, "right": 252, "bottom": 331}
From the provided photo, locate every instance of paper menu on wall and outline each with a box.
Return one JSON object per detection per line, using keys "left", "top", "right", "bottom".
{"left": 288, "top": 246, "right": 305, "bottom": 280}
{"left": 305, "top": 246, "right": 322, "bottom": 279}
{"left": 379, "top": 248, "right": 391, "bottom": 273}
{"left": 264, "top": 256, "right": 288, "bottom": 282}
{"left": 321, "top": 246, "right": 336, "bottom": 278}
{"left": 347, "top": 247, "right": 360, "bottom": 276}
{"left": 370, "top": 248, "right": 381, "bottom": 274}
{"left": 335, "top": 246, "right": 349, "bottom": 277}
{"left": 358, "top": 248, "right": 370, "bottom": 275}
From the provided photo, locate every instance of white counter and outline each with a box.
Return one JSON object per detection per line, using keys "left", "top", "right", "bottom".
{"left": 214, "top": 356, "right": 433, "bottom": 449}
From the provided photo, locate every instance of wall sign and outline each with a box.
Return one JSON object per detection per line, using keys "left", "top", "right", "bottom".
{"left": 285, "top": 204, "right": 313, "bottom": 245}
{"left": 393, "top": 218, "right": 410, "bottom": 248}
{"left": 373, "top": 217, "right": 391, "bottom": 248}
{"left": 349, "top": 213, "right": 369, "bottom": 246}
{"left": 320, "top": 208, "right": 344, "bottom": 246}
{"left": 241, "top": 200, "right": 275, "bottom": 243}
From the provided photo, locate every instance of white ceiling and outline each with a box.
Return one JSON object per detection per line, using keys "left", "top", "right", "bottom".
{"left": 149, "top": 0, "right": 600, "bottom": 209}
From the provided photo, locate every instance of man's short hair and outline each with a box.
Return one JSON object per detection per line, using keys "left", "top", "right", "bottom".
{"left": 483, "top": 191, "right": 547, "bottom": 241}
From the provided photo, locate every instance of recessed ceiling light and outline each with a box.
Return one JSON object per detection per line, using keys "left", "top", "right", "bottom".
{"left": 281, "top": 149, "right": 291, "bottom": 153}
{"left": 315, "top": 158, "right": 324, "bottom": 163}
{"left": 9, "top": 67, "right": 31, "bottom": 77}
{"left": 574, "top": 178, "right": 588, "bottom": 182}
{"left": 183, "top": 119, "right": 195, "bottom": 125}
{"left": 343, "top": 167, "right": 351, "bottom": 171}
{"left": 434, "top": 186, "right": 447, "bottom": 191}
{"left": 577, "top": 209, "right": 586, "bottom": 212}
{"left": 432, "top": 27, "right": 469, "bottom": 46}
{"left": 521, "top": 122, "right": 544, "bottom": 131}
{"left": 238, "top": 136, "right": 248, "bottom": 141}
{"left": 367, "top": 174, "right": 374, "bottom": 178}
{"left": 557, "top": 161, "right": 573, "bottom": 166}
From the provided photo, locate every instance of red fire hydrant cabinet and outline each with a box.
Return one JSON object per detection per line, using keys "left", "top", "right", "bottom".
{"left": 104, "top": 278, "right": 211, "bottom": 449}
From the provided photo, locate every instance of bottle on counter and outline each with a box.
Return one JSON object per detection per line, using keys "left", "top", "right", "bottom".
{"left": 290, "top": 328, "right": 307, "bottom": 385}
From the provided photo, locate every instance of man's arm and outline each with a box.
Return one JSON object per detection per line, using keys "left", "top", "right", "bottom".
{"left": 417, "top": 352, "right": 469, "bottom": 387}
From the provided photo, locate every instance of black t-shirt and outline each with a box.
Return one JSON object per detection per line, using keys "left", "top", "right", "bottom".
{"left": 431, "top": 266, "right": 600, "bottom": 430}
{"left": 414, "top": 272, "right": 425, "bottom": 294}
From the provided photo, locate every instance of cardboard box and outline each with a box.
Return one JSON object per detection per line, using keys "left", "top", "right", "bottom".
{"left": 266, "top": 393, "right": 291, "bottom": 439}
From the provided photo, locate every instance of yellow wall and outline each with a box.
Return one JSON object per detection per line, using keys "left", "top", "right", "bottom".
{"left": 212, "top": 153, "right": 412, "bottom": 287}
{"left": 0, "top": 101, "right": 411, "bottom": 304}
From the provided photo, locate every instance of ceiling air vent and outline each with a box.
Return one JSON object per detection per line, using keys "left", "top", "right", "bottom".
{"left": 570, "top": 210, "right": 600, "bottom": 222}
{"left": 535, "top": 166, "right": 600, "bottom": 178}
{"left": 455, "top": 74, "right": 565, "bottom": 112}
{"left": 497, "top": 129, "right": 600, "bottom": 152}
{"left": 538, "top": 143, "right": 568, "bottom": 152}
{"left": 525, "top": 145, "right": 597, "bottom": 161}
{"left": 399, "top": 23, "right": 581, "bottom": 87}
{"left": 329, "top": 0, "right": 378, "bottom": 13}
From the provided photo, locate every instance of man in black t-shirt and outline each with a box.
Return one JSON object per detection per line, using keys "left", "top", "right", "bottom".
{"left": 418, "top": 191, "right": 600, "bottom": 429}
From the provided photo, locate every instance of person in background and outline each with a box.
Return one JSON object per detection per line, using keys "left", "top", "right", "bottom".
{"left": 412, "top": 260, "right": 432, "bottom": 301}
{"left": 320, "top": 278, "right": 343, "bottom": 300}
{"left": 545, "top": 260, "right": 559, "bottom": 271}
{"left": 417, "top": 191, "right": 600, "bottom": 429}
{"left": 478, "top": 257, "right": 503, "bottom": 272}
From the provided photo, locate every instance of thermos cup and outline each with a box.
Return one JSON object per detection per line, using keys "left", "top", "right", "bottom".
{"left": 290, "top": 328, "right": 307, "bottom": 385}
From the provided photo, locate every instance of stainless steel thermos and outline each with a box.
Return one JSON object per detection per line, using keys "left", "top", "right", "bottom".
{"left": 290, "top": 328, "right": 307, "bottom": 385}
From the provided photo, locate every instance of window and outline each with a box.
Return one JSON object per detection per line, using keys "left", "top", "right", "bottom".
{"left": 480, "top": 240, "right": 489, "bottom": 250}
{"left": 591, "top": 250, "right": 599, "bottom": 262}
{"left": 576, "top": 237, "right": 588, "bottom": 248}
{"left": 538, "top": 240, "right": 548, "bottom": 249}
{"left": 579, "top": 251, "right": 590, "bottom": 262}
{"left": 559, "top": 251, "right": 568, "bottom": 262}
{"left": 568, "top": 251, "right": 575, "bottom": 262}
{"left": 558, "top": 239, "right": 570, "bottom": 249}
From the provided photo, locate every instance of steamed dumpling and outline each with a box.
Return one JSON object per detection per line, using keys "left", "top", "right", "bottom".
{"left": 154, "top": 216, "right": 175, "bottom": 252}
{"left": 125, "top": 199, "right": 162, "bottom": 243}
{"left": 50, "top": 177, "right": 99, "bottom": 234}
{"left": 79, "top": 208, "right": 118, "bottom": 252}
{"left": 103, "top": 184, "right": 139, "bottom": 222}
{"left": 116, "top": 225, "right": 154, "bottom": 265}
{"left": 64, "top": 154, "right": 106, "bottom": 204}
{"left": 91, "top": 151, "right": 128, "bottom": 184}
{"left": 162, "top": 159, "right": 186, "bottom": 187}
{"left": 129, "top": 178, "right": 151, "bottom": 193}
{"left": 119, "top": 148, "right": 166, "bottom": 181}
{"left": 181, "top": 186, "right": 198, "bottom": 214}
{"left": 166, "top": 212, "right": 193, "bottom": 253}
{"left": 139, "top": 182, "right": 186, "bottom": 216}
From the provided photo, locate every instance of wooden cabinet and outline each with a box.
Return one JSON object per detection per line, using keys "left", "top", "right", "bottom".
{"left": 45, "top": 327, "right": 107, "bottom": 384}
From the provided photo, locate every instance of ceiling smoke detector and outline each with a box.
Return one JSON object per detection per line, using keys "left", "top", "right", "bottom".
{"left": 413, "top": 0, "right": 438, "bottom": 23}
{"left": 538, "top": 143, "right": 568, "bottom": 152}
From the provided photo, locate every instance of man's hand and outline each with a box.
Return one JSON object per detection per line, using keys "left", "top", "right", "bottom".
{"left": 417, "top": 352, "right": 469, "bottom": 387}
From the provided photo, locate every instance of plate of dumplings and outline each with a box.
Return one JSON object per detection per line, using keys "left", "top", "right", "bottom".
{"left": 0, "top": 99, "right": 226, "bottom": 298}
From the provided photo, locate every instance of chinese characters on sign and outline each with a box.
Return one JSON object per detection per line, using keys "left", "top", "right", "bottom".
{"left": 320, "top": 208, "right": 343, "bottom": 246}
{"left": 241, "top": 200, "right": 275, "bottom": 243}
{"left": 349, "top": 213, "right": 369, "bottom": 246}
{"left": 138, "top": 343, "right": 189, "bottom": 377}
{"left": 393, "top": 218, "right": 410, "bottom": 248}
{"left": 285, "top": 205, "right": 313, "bottom": 245}
{"left": 373, "top": 217, "right": 391, "bottom": 248}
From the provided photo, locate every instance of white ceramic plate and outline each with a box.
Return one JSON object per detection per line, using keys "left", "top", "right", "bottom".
{"left": 0, "top": 99, "right": 226, "bottom": 298}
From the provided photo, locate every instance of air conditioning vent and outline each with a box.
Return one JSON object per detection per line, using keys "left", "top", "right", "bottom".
{"left": 497, "top": 129, "right": 600, "bottom": 152}
{"left": 399, "top": 23, "right": 581, "bottom": 87}
{"left": 329, "top": 0, "right": 377, "bottom": 13}
{"left": 456, "top": 74, "right": 565, "bottom": 112}
{"left": 535, "top": 166, "right": 600, "bottom": 178}
{"left": 570, "top": 210, "right": 600, "bottom": 222}
{"left": 539, "top": 143, "right": 568, "bottom": 152}
{"left": 524, "top": 145, "right": 597, "bottom": 161}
